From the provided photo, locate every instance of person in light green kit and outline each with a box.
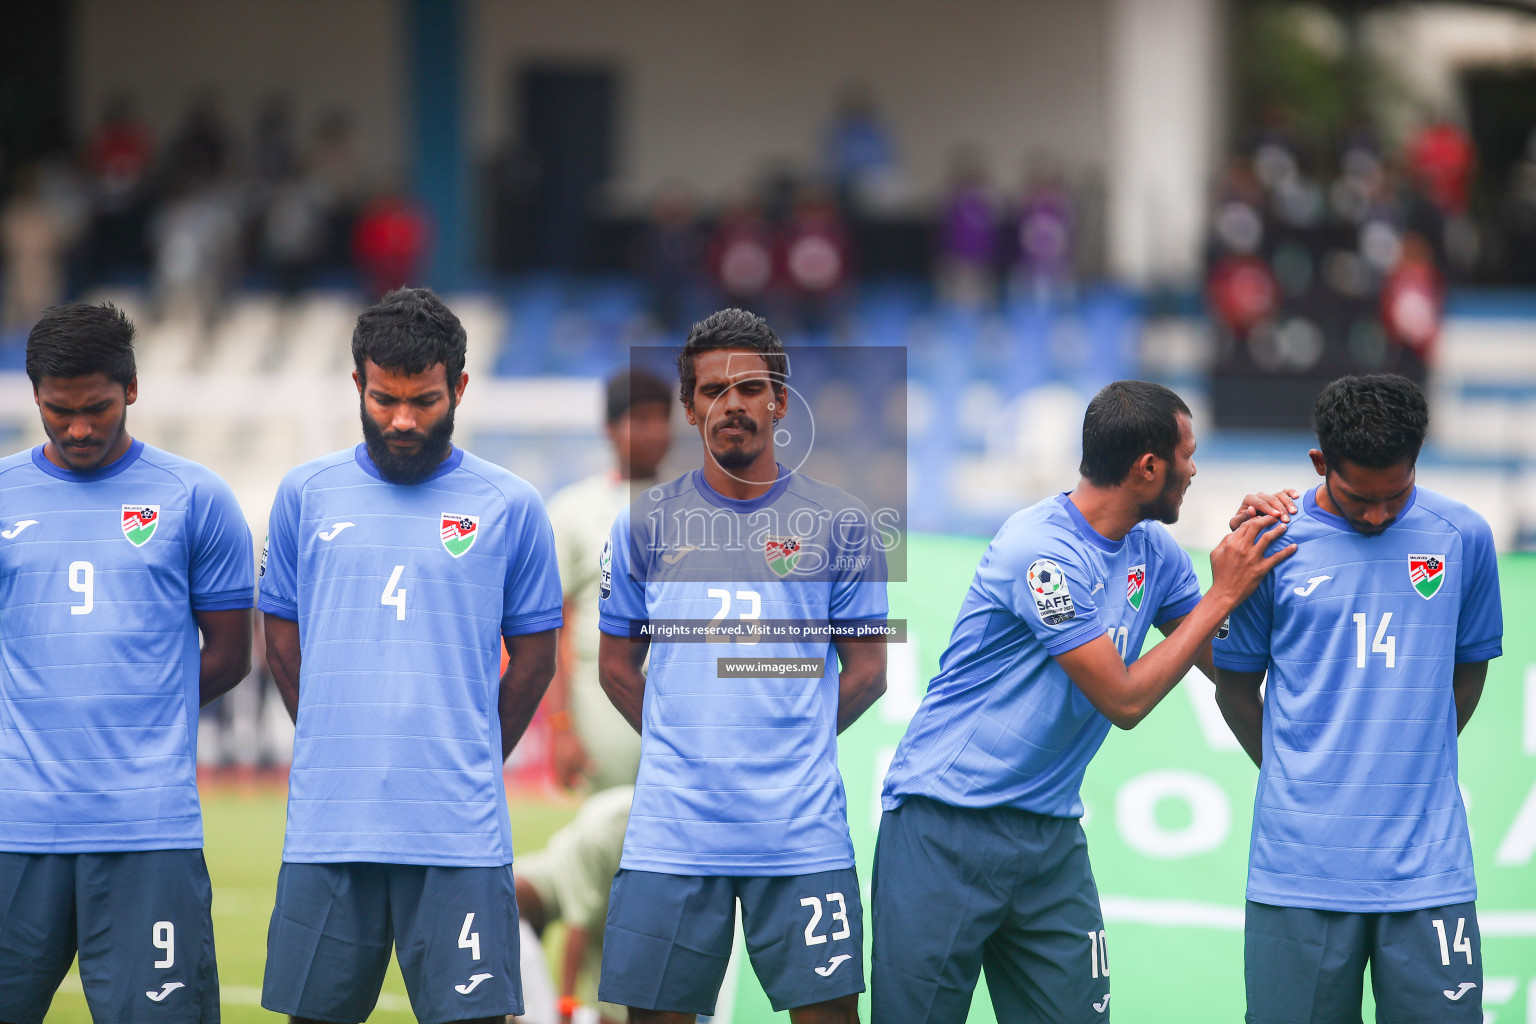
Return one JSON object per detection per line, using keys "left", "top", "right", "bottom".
{"left": 544, "top": 368, "right": 673, "bottom": 792}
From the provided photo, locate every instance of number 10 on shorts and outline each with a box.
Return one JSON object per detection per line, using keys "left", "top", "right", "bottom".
{"left": 1088, "top": 930, "right": 1109, "bottom": 979}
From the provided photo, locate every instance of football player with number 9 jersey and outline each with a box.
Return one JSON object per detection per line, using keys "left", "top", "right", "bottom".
{"left": 1214, "top": 374, "right": 1503, "bottom": 1024}
{"left": 0, "top": 303, "right": 254, "bottom": 1024}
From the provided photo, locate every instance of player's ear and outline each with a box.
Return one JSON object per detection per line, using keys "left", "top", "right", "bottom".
{"left": 453, "top": 372, "right": 468, "bottom": 404}
{"left": 1308, "top": 449, "right": 1327, "bottom": 477}
{"left": 124, "top": 376, "right": 138, "bottom": 406}
{"left": 352, "top": 370, "right": 364, "bottom": 396}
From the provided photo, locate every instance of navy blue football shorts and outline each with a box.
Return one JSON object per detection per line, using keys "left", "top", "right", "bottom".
{"left": 260, "top": 861, "right": 521, "bottom": 1024}
{"left": 870, "top": 796, "right": 1112, "bottom": 1024}
{"left": 598, "top": 866, "right": 865, "bottom": 1015}
{"left": 1245, "top": 900, "right": 1483, "bottom": 1023}
{"left": 0, "top": 849, "right": 219, "bottom": 1024}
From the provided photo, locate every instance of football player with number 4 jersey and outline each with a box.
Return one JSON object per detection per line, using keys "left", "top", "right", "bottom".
{"left": 596, "top": 310, "right": 888, "bottom": 1024}
{"left": 258, "top": 288, "right": 562, "bottom": 1024}
{"left": 1214, "top": 375, "right": 1502, "bottom": 1024}
{"left": 0, "top": 303, "right": 254, "bottom": 1024}
{"left": 873, "top": 381, "right": 1294, "bottom": 1024}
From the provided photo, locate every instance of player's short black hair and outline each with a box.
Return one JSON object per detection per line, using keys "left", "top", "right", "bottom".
{"left": 1079, "top": 380, "right": 1192, "bottom": 487}
{"left": 1314, "top": 374, "right": 1428, "bottom": 470}
{"left": 676, "top": 308, "right": 787, "bottom": 410}
{"left": 25, "top": 302, "right": 137, "bottom": 389}
{"left": 352, "top": 287, "right": 466, "bottom": 388}
{"left": 606, "top": 367, "right": 674, "bottom": 424}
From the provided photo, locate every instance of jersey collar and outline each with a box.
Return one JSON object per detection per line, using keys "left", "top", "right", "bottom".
{"left": 31, "top": 438, "right": 144, "bottom": 482}
{"left": 1302, "top": 484, "right": 1418, "bottom": 534}
{"left": 692, "top": 464, "right": 791, "bottom": 512}
{"left": 353, "top": 443, "right": 465, "bottom": 483}
{"left": 1058, "top": 492, "right": 1126, "bottom": 553}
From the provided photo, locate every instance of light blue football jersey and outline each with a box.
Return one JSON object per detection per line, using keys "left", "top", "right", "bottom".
{"left": 882, "top": 493, "right": 1201, "bottom": 817}
{"left": 258, "top": 445, "right": 562, "bottom": 866}
{"left": 0, "top": 440, "right": 254, "bottom": 852}
{"left": 598, "top": 467, "right": 889, "bottom": 875}
{"left": 1213, "top": 486, "right": 1502, "bottom": 912}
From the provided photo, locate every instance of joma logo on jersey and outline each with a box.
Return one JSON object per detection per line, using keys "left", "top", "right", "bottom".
{"left": 1408, "top": 553, "right": 1445, "bottom": 599}
{"left": 121, "top": 505, "right": 160, "bottom": 547}
{"left": 1126, "top": 564, "right": 1146, "bottom": 610}
{"left": 440, "top": 513, "right": 479, "bottom": 558}
{"left": 765, "top": 535, "right": 802, "bottom": 577}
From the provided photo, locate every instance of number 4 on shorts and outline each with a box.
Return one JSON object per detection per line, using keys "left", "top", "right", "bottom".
{"left": 459, "top": 912, "right": 481, "bottom": 960}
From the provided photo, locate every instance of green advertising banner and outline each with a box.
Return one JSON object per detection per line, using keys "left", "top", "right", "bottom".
{"left": 721, "top": 538, "right": 1536, "bottom": 1023}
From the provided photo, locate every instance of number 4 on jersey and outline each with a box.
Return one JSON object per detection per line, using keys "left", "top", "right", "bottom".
{"left": 381, "top": 565, "right": 407, "bottom": 620}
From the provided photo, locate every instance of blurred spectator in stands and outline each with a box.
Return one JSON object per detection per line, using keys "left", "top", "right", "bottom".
{"left": 778, "top": 182, "right": 851, "bottom": 333}
{"left": 150, "top": 177, "right": 244, "bottom": 327}
{"left": 1499, "top": 128, "right": 1536, "bottom": 285}
{"left": 89, "top": 94, "right": 151, "bottom": 210}
{"left": 1379, "top": 231, "right": 1442, "bottom": 383}
{"left": 261, "top": 167, "right": 332, "bottom": 295}
{"left": 636, "top": 184, "right": 704, "bottom": 331}
{"left": 85, "top": 95, "right": 153, "bottom": 277}
{"left": 162, "top": 91, "right": 234, "bottom": 192}
{"left": 1206, "top": 156, "right": 1278, "bottom": 339}
{"left": 352, "top": 191, "right": 429, "bottom": 298}
{"left": 310, "top": 112, "right": 368, "bottom": 270}
{"left": 935, "top": 146, "right": 998, "bottom": 310}
{"left": 2, "top": 165, "right": 71, "bottom": 330}
{"left": 823, "top": 85, "right": 899, "bottom": 213}
{"left": 707, "top": 189, "right": 774, "bottom": 313}
{"left": 253, "top": 96, "right": 298, "bottom": 186}
{"left": 1008, "top": 153, "right": 1075, "bottom": 305}
{"left": 1406, "top": 117, "right": 1477, "bottom": 277}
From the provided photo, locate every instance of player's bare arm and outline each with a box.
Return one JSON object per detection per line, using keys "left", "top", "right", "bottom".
{"left": 196, "top": 606, "right": 252, "bottom": 707}
{"left": 1453, "top": 661, "right": 1489, "bottom": 735}
{"left": 263, "top": 612, "right": 301, "bottom": 721}
{"left": 597, "top": 632, "right": 649, "bottom": 732}
{"left": 1214, "top": 667, "right": 1265, "bottom": 766}
{"left": 833, "top": 636, "right": 886, "bottom": 734}
{"left": 1054, "top": 515, "right": 1295, "bottom": 729}
{"left": 499, "top": 629, "right": 557, "bottom": 760}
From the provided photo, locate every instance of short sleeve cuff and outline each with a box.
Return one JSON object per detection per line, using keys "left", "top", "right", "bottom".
{"left": 192, "top": 587, "right": 255, "bottom": 611}
{"left": 257, "top": 592, "right": 298, "bottom": 619}
{"left": 1212, "top": 651, "right": 1268, "bottom": 672}
{"left": 1042, "top": 620, "right": 1105, "bottom": 656}
{"left": 1454, "top": 642, "right": 1502, "bottom": 664}
{"left": 598, "top": 612, "right": 647, "bottom": 638}
{"left": 502, "top": 608, "right": 563, "bottom": 637}
{"left": 1153, "top": 593, "right": 1201, "bottom": 628}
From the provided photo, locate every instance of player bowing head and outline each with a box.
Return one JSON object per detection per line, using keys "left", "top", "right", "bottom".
{"left": 1309, "top": 373, "right": 1427, "bottom": 536}
{"left": 872, "top": 379, "right": 1292, "bottom": 1024}
{"left": 1214, "top": 374, "right": 1501, "bottom": 1024}
{"left": 352, "top": 286, "right": 468, "bottom": 484}
{"left": 2, "top": 302, "right": 254, "bottom": 1024}
{"left": 27, "top": 301, "right": 139, "bottom": 472}
{"left": 597, "top": 309, "right": 888, "bottom": 1024}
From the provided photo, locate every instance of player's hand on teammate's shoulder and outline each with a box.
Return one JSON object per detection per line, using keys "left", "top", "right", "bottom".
{"left": 1228, "top": 488, "right": 1301, "bottom": 532}
{"left": 1209, "top": 514, "right": 1298, "bottom": 605}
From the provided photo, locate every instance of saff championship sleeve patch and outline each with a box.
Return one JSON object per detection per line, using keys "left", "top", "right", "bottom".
{"left": 1027, "top": 558, "right": 1076, "bottom": 625}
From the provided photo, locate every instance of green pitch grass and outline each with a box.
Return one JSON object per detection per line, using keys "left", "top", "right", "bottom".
{"left": 43, "top": 792, "right": 579, "bottom": 1023}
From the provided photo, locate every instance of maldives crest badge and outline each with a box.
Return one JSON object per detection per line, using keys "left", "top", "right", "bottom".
{"left": 1408, "top": 554, "right": 1445, "bottom": 599}
{"left": 1126, "top": 564, "right": 1146, "bottom": 611}
{"left": 765, "top": 535, "right": 802, "bottom": 577}
{"left": 122, "top": 505, "right": 160, "bottom": 547}
{"left": 440, "top": 513, "right": 479, "bottom": 558}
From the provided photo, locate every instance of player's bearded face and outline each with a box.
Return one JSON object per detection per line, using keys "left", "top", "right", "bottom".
{"left": 689, "top": 351, "right": 782, "bottom": 474}
{"left": 356, "top": 361, "right": 459, "bottom": 485}
{"left": 1140, "top": 414, "right": 1196, "bottom": 525}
